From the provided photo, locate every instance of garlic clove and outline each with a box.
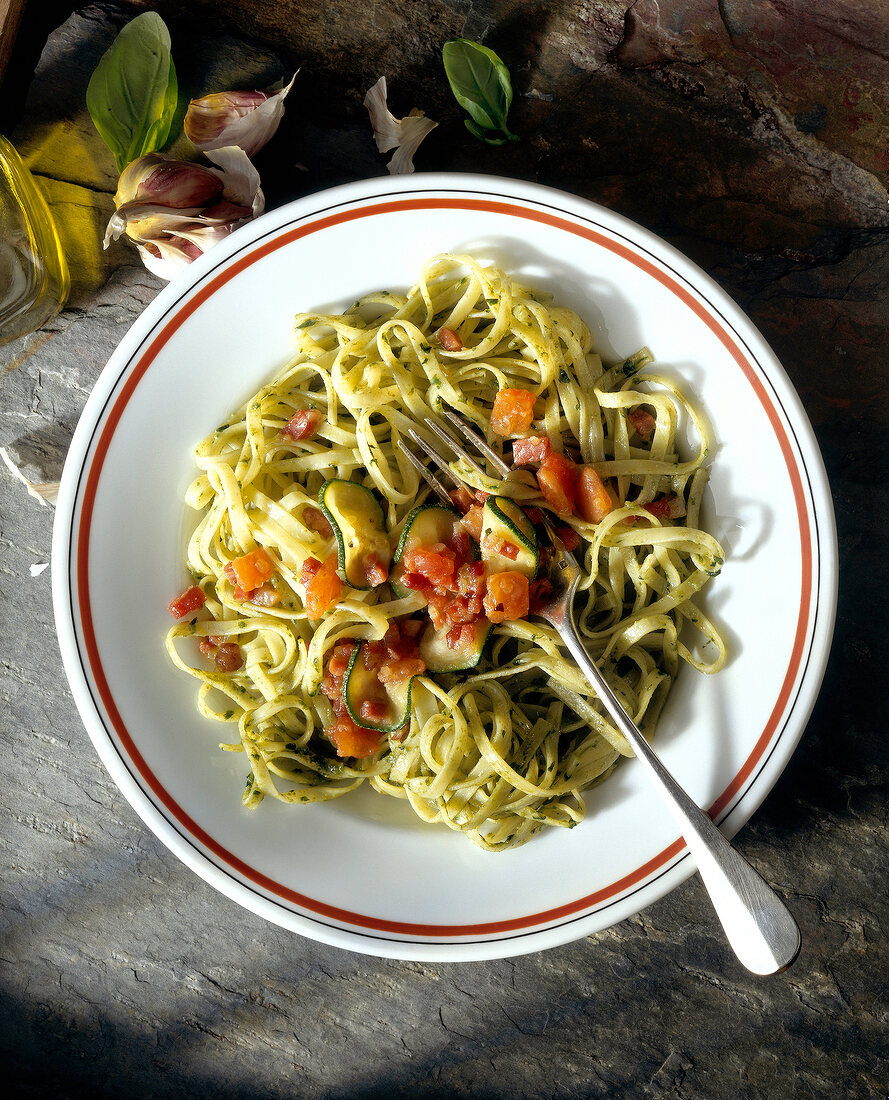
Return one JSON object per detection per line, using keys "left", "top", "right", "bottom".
{"left": 184, "top": 75, "right": 296, "bottom": 157}
{"left": 363, "top": 76, "right": 438, "bottom": 174}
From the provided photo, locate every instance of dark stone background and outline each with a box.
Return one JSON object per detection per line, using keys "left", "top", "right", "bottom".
{"left": 1, "top": 2, "right": 886, "bottom": 1097}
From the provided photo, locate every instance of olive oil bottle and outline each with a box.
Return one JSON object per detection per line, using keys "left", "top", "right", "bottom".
{"left": 0, "top": 135, "right": 69, "bottom": 348}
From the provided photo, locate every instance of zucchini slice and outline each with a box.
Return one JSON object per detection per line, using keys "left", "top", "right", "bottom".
{"left": 342, "top": 642, "right": 416, "bottom": 732}
{"left": 389, "top": 502, "right": 462, "bottom": 598}
{"left": 420, "top": 618, "right": 492, "bottom": 674}
{"left": 480, "top": 496, "right": 539, "bottom": 578}
{"left": 318, "top": 479, "right": 392, "bottom": 590}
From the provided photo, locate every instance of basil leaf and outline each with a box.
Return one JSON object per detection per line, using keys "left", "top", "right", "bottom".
{"left": 86, "top": 12, "right": 179, "bottom": 173}
{"left": 442, "top": 38, "right": 518, "bottom": 143}
{"left": 464, "top": 118, "right": 509, "bottom": 146}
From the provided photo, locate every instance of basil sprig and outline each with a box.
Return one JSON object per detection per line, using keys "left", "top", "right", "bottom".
{"left": 86, "top": 12, "right": 179, "bottom": 173}
{"left": 442, "top": 38, "right": 519, "bottom": 145}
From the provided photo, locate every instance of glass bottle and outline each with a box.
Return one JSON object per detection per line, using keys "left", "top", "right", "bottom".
{"left": 0, "top": 135, "right": 69, "bottom": 348}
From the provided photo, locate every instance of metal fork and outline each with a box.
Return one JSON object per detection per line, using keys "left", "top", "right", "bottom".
{"left": 397, "top": 411, "right": 800, "bottom": 976}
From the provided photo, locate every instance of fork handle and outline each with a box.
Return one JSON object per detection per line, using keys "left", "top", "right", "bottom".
{"left": 553, "top": 619, "right": 800, "bottom": 975}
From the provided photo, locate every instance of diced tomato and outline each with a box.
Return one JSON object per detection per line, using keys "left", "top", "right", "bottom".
{"left": 554, "top": 524, "right": 581, "bottom": 551}
{"left": 382, "top": 621, "right": 418, "bottom": 659}
{"left": 168, "top": 585, "right": 205, "bottom": 619}
{"left": 214, "top": 643, "right": 243, "bottom": 672}
{"left": 228, "top": 547, "right": 275, "bottom": 594}
{"left": 529, "top": 577, "right": 555, "bottom": 612}
{"left": 198, "top": 637, "right": 217, "bottom": 656}
{"left": 402, "top": 544, "right": 456, "bottom": 589}
{"left": 248, "top": 583, "right": 281, "bottom": 607}
{"left": 437, "top": 326, "right": 464, "bottom": 351}
{"left": 400, "top": 618, "right": 424, "bottom": 639}
{"left": 378, "top": 657, "right": 426, "bottom": 685}
{"left": 536, "top": 452, "right": 579, "bottom": 516}
{"left": 360, "top": 699, "right": 390, "bottom": 723}
{"left": 523, "top": 506, "right": 545, "bottom": 525}
{"left": 459, "top": 504, "right": 484, "bottom": 542}
{"left": 576, "top": 466, "right": 616, "bottom": 524}
{"left": 482, "top": 532, "right": 521, "bottom": 560}
{"left": 281, "top": 408, "right": 324, "bottom": 441}
{"left": 444, "top": 595, "right": 483, "bottom": 623}
{"left": 483, "top": 571, "right": 530, "bottom": 623}
{"left": 303, "top": 506, "right": 333, "bottom": 536}
{"left": 446, "top": 623, "right": 479, "bottom": 650}
{"left": 475, "top": 490, "right": 490, "bottom": 504}
{"left": 328, "top": 641, "right": 356, "bottom": 678}
{"left": 645, "top": 494, "right": 687, "bottom": 520}
{"left": 449, "top": 486, "right": 476, "bottom": 513}
{"left": 628, "top": 407, "right": 656, "bottom": 440}
{"left": 448, "top": 530, "right": 474, "bottom": 566}
{"left": 491, "top": 388, "right": 537, "bottom": 436}
{"left": 512, "top": 435, "right": 551, "bottom": 465}
{"left": 326, "top": 715, "right": 382, "bottom": 759}
{"left": 362, "top": 640, "right": 387, "bottom": 671}
{"left": 401, "top": 571, "right": 432, "bottom": 596}
{"left": 457, "top": 561, "right": 486, "bottom": 599}
{"left": 304, "top": 551, "right": 342, "bottom": 618}
{"left": 300, "top": 557, "right": 322, "bottom": 585}
{"left": 222, "top": 562, "right": 247, "bottom": 599}
{"left": 362, "top": 553, "right": 389, "bottom": 587}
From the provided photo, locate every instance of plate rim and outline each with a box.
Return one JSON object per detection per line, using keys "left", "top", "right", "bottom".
{"left": 51, "top": 172, "right": 838, "bottom": 960}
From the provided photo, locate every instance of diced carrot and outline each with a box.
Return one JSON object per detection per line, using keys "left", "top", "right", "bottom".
{"left": 437, "top": 326, "right": 464, "bottom": 351}
{"left": 228, "top": 547, "right": 275, "bottom": 594}
{"left": 536, "top": 452, "right": 579, "bottom": 516}
{"left": 491, "top": 388, "right": 536, "bottom": 436}
{"left": 483, "top": 571, "right": 530, "bottom": 623}
{"left": 304, "top": 552, "right": 342, "bottom": 619}
{"left": 168, "top": 585, "right": 205, "bottom": 618}
{"left": 281, "top": 408, "right": 324, "bottom": 441}
{"left": 576, "top": 466, "right": 616, "bottom": 524}
{"left": 512, "top": 436, "right": 551, "bottom": 465}
{"left": 300, "top": 557, "right": 322, "bottom": 585}
{"left": 326, "top": 715, "right": 382, "bottom": 758}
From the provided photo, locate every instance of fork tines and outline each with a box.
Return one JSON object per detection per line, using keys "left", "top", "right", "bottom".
{"left": 396, "top": 410, "right": 510, "bottom": 507}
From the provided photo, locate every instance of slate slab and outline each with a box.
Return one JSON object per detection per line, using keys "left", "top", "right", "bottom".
{"left": 1, "top": 3, "right": 887, "bottom": 1098}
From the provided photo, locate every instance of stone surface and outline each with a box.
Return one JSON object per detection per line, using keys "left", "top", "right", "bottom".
{"left": 1, "top": 3, "right": 888, "bottom": 1098}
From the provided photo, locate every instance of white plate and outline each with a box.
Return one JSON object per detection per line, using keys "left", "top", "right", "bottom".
{"left": 52, "top": 174, "right": 837, "bottom": 960}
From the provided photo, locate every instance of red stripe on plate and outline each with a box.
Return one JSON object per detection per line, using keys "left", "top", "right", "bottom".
{"left": 75, "top": 195, "right": 813, "bottom": 938}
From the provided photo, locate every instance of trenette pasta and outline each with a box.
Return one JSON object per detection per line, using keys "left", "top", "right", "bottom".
{"left": 165, "top": 254, "right": 726, "bottom": 852}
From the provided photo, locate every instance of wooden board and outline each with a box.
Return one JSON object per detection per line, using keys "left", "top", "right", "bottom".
{"left": 0, "top": 0, "right": 28, "bottom": 84}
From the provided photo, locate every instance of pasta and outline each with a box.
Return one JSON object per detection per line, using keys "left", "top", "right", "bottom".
{"left": 165, "top": 254, "right": 726, "bottom": 852}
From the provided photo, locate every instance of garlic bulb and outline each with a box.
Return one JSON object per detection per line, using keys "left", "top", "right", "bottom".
{"left": 103, "top": 148, "right": 263, "bottom": 280}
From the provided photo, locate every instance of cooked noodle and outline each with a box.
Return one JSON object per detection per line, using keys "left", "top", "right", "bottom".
{"left": 165, "top": 254, "right": 726, "bottom": 851}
